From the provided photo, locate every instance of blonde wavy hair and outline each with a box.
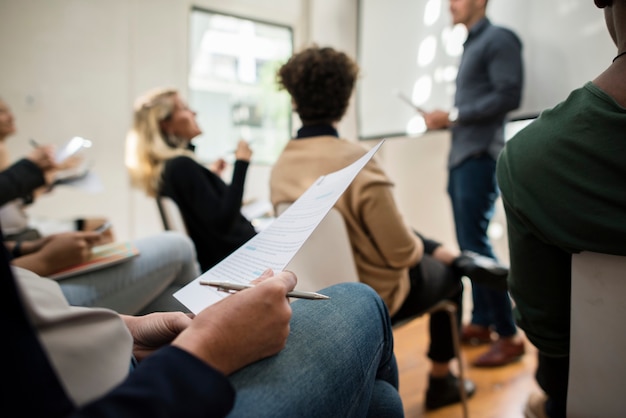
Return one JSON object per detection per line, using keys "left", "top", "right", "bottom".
{"left": 125, "top": 87, "right": 195, "bottom": 197}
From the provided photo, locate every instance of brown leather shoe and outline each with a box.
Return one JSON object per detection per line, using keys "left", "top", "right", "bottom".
{"left": 461, "top": 324, "right": 495, "bottom": 346}
{"left": 473, "top": 338, "right": 525, "bottom": 367}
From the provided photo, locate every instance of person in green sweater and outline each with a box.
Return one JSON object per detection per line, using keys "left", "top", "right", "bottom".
{"left": 496, "top": 1, "right": 626, "bottom": 417}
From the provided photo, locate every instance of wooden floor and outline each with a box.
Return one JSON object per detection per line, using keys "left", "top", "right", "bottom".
{"left": 394, "top": 283, "right": 541, "bottom": 418}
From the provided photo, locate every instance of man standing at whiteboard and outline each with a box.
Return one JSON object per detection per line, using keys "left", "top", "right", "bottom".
{"left": 423, "top": 0, "right": 525, "bottom": 367}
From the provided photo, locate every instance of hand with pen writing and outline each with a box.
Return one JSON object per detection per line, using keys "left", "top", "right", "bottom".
{"left": 171, "top": 268, "right": 295, "bottom": 375}
{"left": 108, "top": 269, "right": 295, "bottom": 373}
{"left": 209, "top": 157, "right": 227, "bottom": 176}
{"left": 10, "top": 231, "right": 103, "bottom": 276}
{"left": 25, "top": 144, "right": 57, "bottom": 180}
{"left": 209, "top": 139, "right": 252, "bottom": 176}
{"left": 26, "top": 141, "right": 63, "bottom": 194}
{"left": 81, "top": 218, "right": 115, "bottom": 245}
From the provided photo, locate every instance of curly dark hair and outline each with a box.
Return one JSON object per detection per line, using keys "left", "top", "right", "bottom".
{"left": 276, "top": 45, "right": 359, "bottom": 125}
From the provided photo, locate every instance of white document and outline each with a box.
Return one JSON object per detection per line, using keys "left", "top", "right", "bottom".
{"left": 174, "top": 139, "right": 385, "bottom": 314}
{"left": 55, "top": 136, "right": 92, "bottom": 163}
{"left": 240, "top": 198, "right": 273, "bottom": 221}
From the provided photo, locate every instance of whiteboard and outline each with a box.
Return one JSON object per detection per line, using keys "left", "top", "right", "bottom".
{"left": 356, "top": 0, "right": 614, "bottom": 139}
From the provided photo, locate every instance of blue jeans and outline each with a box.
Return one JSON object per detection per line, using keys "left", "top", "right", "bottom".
{"left": 59, "top": 231, "right": 201, "bottom": 314}
{"left": 448, "top": 155, "right": 516, "bottom": 337}
{"left": 226, "top": 282, "right": 404, "bottom": 418}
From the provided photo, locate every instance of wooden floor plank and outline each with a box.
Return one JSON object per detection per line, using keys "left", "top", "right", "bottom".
{"left": 394, "top": 316, "right": 540, "bottom": 418}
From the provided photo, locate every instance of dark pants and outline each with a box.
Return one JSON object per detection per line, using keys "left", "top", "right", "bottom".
{"left": 536, "top": 353, "right": 569, "bottom": 418}
{"left": 448, "top": 154, "right": 517, "bottom": 337}
{"left": 391, "top": 250, "right": 462, "bottom": 363}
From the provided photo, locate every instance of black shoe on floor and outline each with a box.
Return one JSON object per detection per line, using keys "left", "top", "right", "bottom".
{"left": 453, "top": 250, "right": 509, "bottom": 291}
{"left": 425, "top": 372, "right": 476, "bottom": 411}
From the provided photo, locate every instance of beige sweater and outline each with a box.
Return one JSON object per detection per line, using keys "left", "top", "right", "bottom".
{"left": 270, "top": 137, "right": 423, "bottom": 316}
{"left": 13, "top": 267, "right": 133, "bottom": 406}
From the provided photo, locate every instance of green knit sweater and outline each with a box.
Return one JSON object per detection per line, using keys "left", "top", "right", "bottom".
{"left": 496, "top": 82, "right": 626, "bottom": 357}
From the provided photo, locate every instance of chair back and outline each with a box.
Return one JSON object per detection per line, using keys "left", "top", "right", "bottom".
{"left": 276, "top": 203, "right": 359, "bottom": 292}
{"left": 156, "top": 196, "right": 187, "bottom": 234}
{"left": 276, "top": 202, "right": 468, "bottom": 417}
{"left": 567, "top": 251, "right": 626, "bottom": 417}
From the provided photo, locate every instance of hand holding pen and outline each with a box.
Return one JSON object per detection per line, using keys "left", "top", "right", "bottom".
{"left": 27, "top": 139, "right": 57, "bottom": 172}
{"left": 202, "top": 281, "right": 330, "bottom": 300}
{"left": 201, "top": 268, "right": 330, "bottom": 301}
{"left": 174, "top": 269, "right": 299, "bottom": 375}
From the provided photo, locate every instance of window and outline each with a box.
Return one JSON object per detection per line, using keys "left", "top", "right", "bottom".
{"left": 188, "top": 8, "right": 293, "bottom": 165}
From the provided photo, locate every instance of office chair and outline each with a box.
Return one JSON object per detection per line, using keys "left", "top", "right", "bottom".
{"left": 279, "top": 205, "right": 359, "bottom": 291}
{"left": 156, "top": 196, "right": 187, "bottom": 234}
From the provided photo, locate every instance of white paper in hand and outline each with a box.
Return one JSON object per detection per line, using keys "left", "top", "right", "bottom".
{"left": 55, "top": 136, "right": 92, "bottom": 163}
{"left": 174, "top": 139, "right": 385, "bottom": 314}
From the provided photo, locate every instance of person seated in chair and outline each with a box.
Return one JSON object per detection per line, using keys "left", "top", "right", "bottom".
{"left": 270, "top": 45, "right": 510, "bottom": 411}
{"left": 0, "top": 97, "right": 115, "bottom": 243}
{"left": 125, "top": 89, "right": 256, "bottom": 272}
{"left": 496, "top": 1, "right": 626, "bottom": 416}
{"left": 6, "top": 227, "right": 404, "bottom": 417}
{"left": 0, "top": 156, "right": 200, "bottom": 315}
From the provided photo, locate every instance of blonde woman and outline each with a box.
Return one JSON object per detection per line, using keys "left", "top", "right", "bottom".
{"left": 126, "top": 88, "right": 256, "bottom": 271}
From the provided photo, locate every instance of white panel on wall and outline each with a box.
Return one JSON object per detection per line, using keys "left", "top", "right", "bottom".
{"left": 357, "top": 0, "right": 614, "bottom": 139}
{"left": 0, "top": 0, "right": 357, "bottom": 240}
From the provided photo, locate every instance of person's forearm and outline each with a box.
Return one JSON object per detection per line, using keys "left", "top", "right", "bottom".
{"left": 221, "top": 160, "right": 249, "bottom": 220}
{"left": 11, "top": 253, "right": 54, "bottom": 276}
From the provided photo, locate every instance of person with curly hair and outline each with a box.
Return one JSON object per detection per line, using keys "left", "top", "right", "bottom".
{"left": 270, "top": 45, "right": 510, "bottom": 411}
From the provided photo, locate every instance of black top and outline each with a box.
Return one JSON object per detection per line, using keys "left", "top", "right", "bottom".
{"left": 0, "top": 158, "right": 45, "bottom": 206}
{"left": 295, "top": 124, "right": 339, "bottom": 139}
{"left": 160, "top": 156, "right": 256, "bottom": 272}
{"left": 2, "top": 223, "right": 236, "bottom": 417}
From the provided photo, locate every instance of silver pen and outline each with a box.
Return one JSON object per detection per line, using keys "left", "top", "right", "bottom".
{"left": 200, "top": 280, "right": 330, "bottom": 300}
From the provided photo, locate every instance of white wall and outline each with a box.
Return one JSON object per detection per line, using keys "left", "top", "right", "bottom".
{"left": 370, "top": 132, "right": 510, "bottom": 263}
{"left": 0, "top": 0, "right": 361, "bottom": 242}
{"left": 358, "top": 0, "right": 613, "bottom": 138}
{"left": 1, "top": 0, "right": 505, "bottom": 261}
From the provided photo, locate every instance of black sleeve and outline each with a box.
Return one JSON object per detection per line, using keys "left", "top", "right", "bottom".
{"left": 163, "top": 157, "right": 250, "bottom": 233}
{"left": 0, "top": 159, "right": 46, "bottom": 206}
{"left": 73, "top": 347, "right": 235, "bottom": 418}
{"left": 3, "top": 234, "right": 75, "bottom": 417}
{"left": 3, "top": 227, "right": 235, "bottom": 418}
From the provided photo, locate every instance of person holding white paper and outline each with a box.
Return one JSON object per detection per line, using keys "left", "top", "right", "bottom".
{"left": 6, "top": 225, "right": 404, "bottom": 417}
